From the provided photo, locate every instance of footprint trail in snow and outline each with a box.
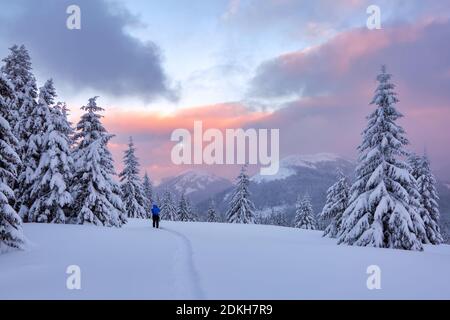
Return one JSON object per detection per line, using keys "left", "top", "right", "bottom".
{"left": 162, "top": 227, "right": 205, "bottom": 299}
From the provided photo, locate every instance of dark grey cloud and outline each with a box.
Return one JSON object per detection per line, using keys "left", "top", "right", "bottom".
{"left": 0, "top": 0, "right": 178, "bottom": 102}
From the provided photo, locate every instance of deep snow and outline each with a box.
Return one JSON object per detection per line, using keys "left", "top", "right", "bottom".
{"left": 1, "top": 219, "right": 450, "bottom": 299}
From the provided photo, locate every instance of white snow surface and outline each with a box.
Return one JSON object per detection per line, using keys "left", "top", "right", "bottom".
{"left": 1, "top": 219, "right": 450, "bottom": 300}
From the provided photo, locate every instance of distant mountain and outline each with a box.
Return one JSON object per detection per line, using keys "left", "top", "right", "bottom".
{"left": 156, "top": 154, "right": 450, "bottom": 243}
{"left": 198, "top": 153, "right": 356, "bottom": 223}
{"left": 155, "top": 170, "right": 233, "bottom": 205}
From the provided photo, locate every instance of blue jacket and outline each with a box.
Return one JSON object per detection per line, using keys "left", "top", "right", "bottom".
{"left": 151, "top": 204, "right": 161, "bottom": 216}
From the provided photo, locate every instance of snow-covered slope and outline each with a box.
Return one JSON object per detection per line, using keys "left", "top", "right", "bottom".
{"left": 156, "top": 170, "right": 232, "bottom": 204}
{"left": 1, "top": 220, "right": 450, "bottom": 299}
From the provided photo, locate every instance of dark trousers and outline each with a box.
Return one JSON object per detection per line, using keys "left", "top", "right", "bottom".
{"left": 152, "top": 215, "right": 160, "bottom": 228}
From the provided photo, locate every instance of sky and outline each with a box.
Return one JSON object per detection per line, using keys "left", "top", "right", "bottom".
{"left": 0, "top": 0, "right": 450, "bottom": 183}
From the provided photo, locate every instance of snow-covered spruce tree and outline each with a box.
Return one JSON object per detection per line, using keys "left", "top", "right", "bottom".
{"left": 0, "top": 74, "right": 25, "bottom": 252}
{"left": 70, "top": 97, "right": 126, "bottom": 227}
{"left": 207, "top": 199, "right": 219, "bottom": 223}
{"left": 320, "top": 169, "right": 350, "bottom": 238}
{"left": 178, "top": 193, "right": 193, "bottom": 222}
{"left": 186, "top": 197, "right": 198, "bottom": 222}
{"left": 294, "top": 195, "right": 317, "bottom": 230}
{"left": 27, "top": 80, "right": 73, "bottom": 223}
{"left": 2, "top": 45, "right": 38, "bottom": 221}
{"left": 409, "top": 154, "right": 443, "bottom": 244}
{"left": 119, "top": 137, "right": 147, "bottom": 219}
{"left": 268, "top": 208, "right": 289, "bottom": 227}
{"left": 161, "top": 190, "right": 178, "bottom": 221}
{"left": 226, "top": 166, "right": 255, "bottom": 224}
{"left": 338, "top": 66, "right": 425, "bottom": 251}
{"left": 17, "top": 79, "right": 55, "bottom": 222}
{"left": 1, "top": 45, "right": 37, "bottom": 136}
{"left": 142, "top": 172, "right": 153, "bottom": 216}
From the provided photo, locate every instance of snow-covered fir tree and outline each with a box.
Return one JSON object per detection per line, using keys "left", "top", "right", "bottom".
{"left": 409, "top": 154, "right": 443, "bottom": 244}
{"left": 2, "top": 45, "right": 38, "bottom": 221}
{"left": 268, "top": 208, "right": 289, "bottom": 227}
{"left": 142, "top": 172, "right": 153, "bottom": 216}
{"left": 161, "top": 190, "right": 178, "bottom": 221}
{"left": 119, "top": 137, "right": 147, "bottom": 219}
{"left": 320, "top": 169, "right": 350, "bottom": 238}
{"left": 294, "top": 195, "right": 317, "bottom": 230}
{"left": 186, "top": 197, "right": 198, "bottom": 222}
{"left": 338, "top": 66, "right": 425, "bottom": 251}
{"left": 1, "top": 45, "right": 37, "bottom": 136}
{"left": 0, "top": 73, "right": 25, "bottom": 252}
{"left": 70, "top": 97, "right": 126, "bottom": 227}
{"left": 178, "top": 194, "right": 193, "bottom": 222}
{"left": 207, "top": 199, "right": 219, "bottom": 223}
{"left": 27, "top": 80, "right": 73, "bottom": 223}
{"left": 226, "top": 166, "right": 255, "bottom": 224}
{"left": 17, "top": 79, "right": 55, "bottom": 222}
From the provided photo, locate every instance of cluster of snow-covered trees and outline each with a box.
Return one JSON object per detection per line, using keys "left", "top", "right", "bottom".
{"left": 319, "top": 66, "right": 443, "bottom": 251}
{"left": 157, "top": 189, "right": 202, "bottom": 222}
{"left": 1, "top": 45, "right": 443, "bottom": 253}
{"left": 223, "top": 67, "right": 443, "bottom": 251}
{"left": 0, "top": 45, "right": 158, "bottom": 252}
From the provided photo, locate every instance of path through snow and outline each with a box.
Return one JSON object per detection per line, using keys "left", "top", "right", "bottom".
{"left": 162, "top": 227, "right": 205, "bottom": 299}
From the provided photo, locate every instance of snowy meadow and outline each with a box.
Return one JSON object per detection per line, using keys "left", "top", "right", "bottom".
{"left": 1, "top": 0, "right": 450, "bottom": 301}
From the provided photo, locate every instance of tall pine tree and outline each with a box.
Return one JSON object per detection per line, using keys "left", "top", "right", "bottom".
{"left": 178, "top": 193, "right": 193, "bottom": 222}
{"left": 207, "top": 199, "right": 219, "bottom": 223}
{"left": 119, "top": 137, "right": 147, "bottom": 219}
{"left": 320, "top": 169, "right": 350, "bottom": 238}
{"left": 28, "top": 80, "right": 73, "bottom": 223}
{"left": 142, "top": 172, "right": 153, "bottom": 216}
{"left": 161, "top": 190, "right": 178, "bottom": 221}
{"left": 338, "top": 66, "right": 424, "bottom": 251}
{"left": 409, "top": 154, "right": 443, "bottom": 244}
{"left": 70, "top": 97, "right": 126, "bottom": 227}
{"left": 0, "top": 73, "right": 25, "bottom": 252}
{"left": 294, "top": 195, "right": 317, "bottom": 230}
{"left": 17, "top": 79, "right": 54, "bottom": 222}
{"left": 2, "top": 45, "right": 38, "bottom": 221}
{"left": 1, "top": 45, "right": 37, "bottom": 135}
{"left": 226, "top": 166, "right": 255, "bottom": 224}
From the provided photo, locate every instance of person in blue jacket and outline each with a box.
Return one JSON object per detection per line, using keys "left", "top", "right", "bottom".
{"left": 151, "top": 204, "right": 161, "bottom": 228}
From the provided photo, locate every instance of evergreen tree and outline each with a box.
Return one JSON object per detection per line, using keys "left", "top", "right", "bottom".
{"left": 2, "top": 45, "right": 38, "bottom": 221}
{"left": 0, "top": 73, "right": 24, "bottom": 252}
{"left": 207, "top": 199, "right": 219, "bottom": 223}
{"left": 119, "top": 137, "right": 147, "bottom": 219}
{"left": 142, "top": 172, "right": 153, "bottom": 217}
{"left": 409, "top": 154, "right": 443, "bottom": 244}
{"left": 320, "top": 169, "right": 350, "bottom": 238}
{"left": 28, "top": 80, "right": 73, "bottom": 223}
{"left": 269, "top": 208, "right": 289, "bottom": 227}
{"left": 186, "top": 197, "right": 198, "bottom": 221}
{"left": 161, "top": 190, "right": 177, "bottom": 221}
{"left": 338, "top": 66, "right": 424, "bottom": 251}
{"left": 294, "top": 195, "right": 317, "bottom": 230}
{"left": 178, "top": 194, "right": 193, "bottom": 222}
{"left": 70, "top": 97, "right": 126, "bottom": 227}
{"left": 226, "top": 166, "right": 255, "bottom": 224}
{"left": 1, "top": 45, "right": 37, "bottom": 135}
{"left": 17, "top": 79, "right": 54, "bottom": 221}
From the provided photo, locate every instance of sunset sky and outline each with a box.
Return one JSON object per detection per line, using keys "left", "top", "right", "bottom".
{"left": 1, "top": 0, "right": 449, "bottom": 183}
